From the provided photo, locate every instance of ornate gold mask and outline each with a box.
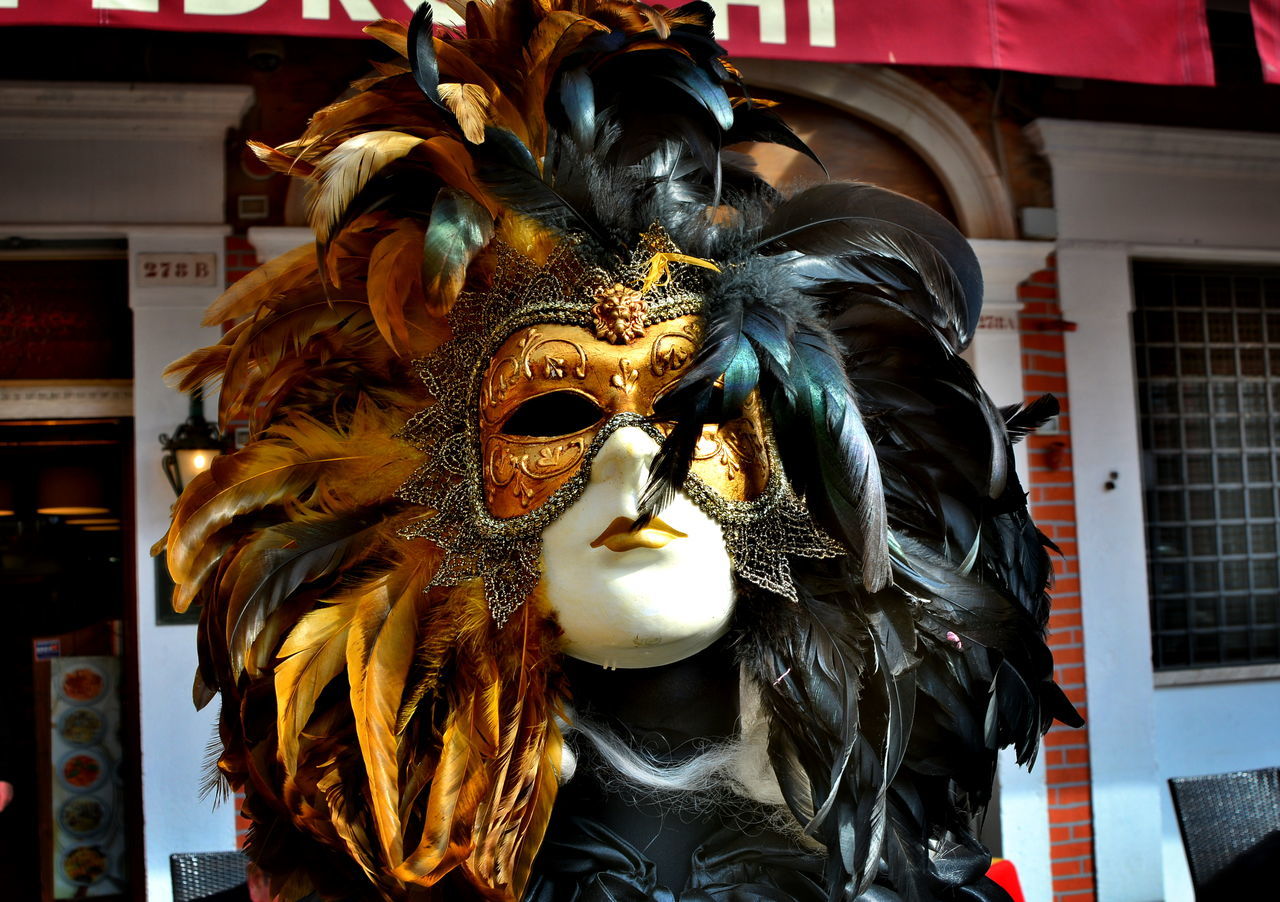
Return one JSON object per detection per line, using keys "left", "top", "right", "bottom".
{"left": 398, "top": 229, "right": 839, "bottom": 624}
{"left": 479, "top": 315, "right": 770, "bottom": 519}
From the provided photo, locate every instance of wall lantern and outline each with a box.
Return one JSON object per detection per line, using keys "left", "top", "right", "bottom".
{"left": 159, "top": 390, "right": 228, "bottom": 496}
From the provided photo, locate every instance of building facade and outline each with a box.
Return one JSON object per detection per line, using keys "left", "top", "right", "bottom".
{"left": 2, "top": 7, "right": 1278, "bottom": 900}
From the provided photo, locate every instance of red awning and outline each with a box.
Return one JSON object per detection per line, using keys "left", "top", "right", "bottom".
{"left": 1256, "top": 0, "right": 1280, "bottom": 81}
{"left": 0, "top": 0, "right": 1235, "bottom": 86}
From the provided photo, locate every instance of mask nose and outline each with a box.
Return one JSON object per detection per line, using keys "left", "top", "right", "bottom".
{"left": 590, "top": 426, "right": 660, "bottom": 504}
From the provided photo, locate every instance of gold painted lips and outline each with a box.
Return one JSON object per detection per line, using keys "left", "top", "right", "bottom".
{"left": 589, "top": 516, "right": 688, "bottom": 552}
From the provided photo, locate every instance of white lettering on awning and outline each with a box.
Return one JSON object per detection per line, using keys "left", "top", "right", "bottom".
{"left": 706, "top": 1, "right": 788, "bottom": 45}
{"left": 808, "top": 0, "right": 835, "bottom": 48}
{"left": 93, "top": 0, "right": 160, "bottom": 11}
{"left": 184, "top": 0, "right": 268, "bottom": 13}
{"left": 303, "top": 0, "right": 379, "bottom": 21}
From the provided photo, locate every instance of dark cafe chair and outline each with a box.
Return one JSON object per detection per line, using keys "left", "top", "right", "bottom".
{"left": 1168, "top": 766, "right": 1280, "bottom": 900}
{"left": 170, "top": 850, "right": 251, "bottom": 902}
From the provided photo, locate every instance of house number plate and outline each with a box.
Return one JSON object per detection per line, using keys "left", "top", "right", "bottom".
{"left": 137, "top": 253, "right": 218, "bottom": 287}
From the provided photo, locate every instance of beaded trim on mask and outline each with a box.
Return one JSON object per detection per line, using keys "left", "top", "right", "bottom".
{"left": 396, "top": 228, "right": 842, "bottom": 625}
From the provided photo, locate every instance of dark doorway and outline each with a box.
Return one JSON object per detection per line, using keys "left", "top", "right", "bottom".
{"left": 0, "top": 416, "right": 140, "bottom": 901}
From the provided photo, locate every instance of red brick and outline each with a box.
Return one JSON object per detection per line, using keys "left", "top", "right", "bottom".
{"left": 1050, "top": 647, "right": 1084, "bottom": 666}
{"left": 1050, "top": 613, "right": 1083, "bottom": 632}
{"left": 1038, "top": 485, "right": 1075, "bottom": 502}
{"left": 1053, "top": 876, "right": 1096, "bottom": 893}
{"left": 1025, "top": 353, "right": 1067, "bottom": 373}
{"left": 1070, "top": 823, "right": 1094, "bottom": 840}
{"left": 1047, "top": 766, "right": 1091, "bottom": 785}
{"left": 1021, "top": 332, "right": 1066, "bottom": 353}
{"left": 1018, "top": 283, "right": 1060, "bottom": 300}
{"left": 1025, "top": 374, "right": 1068, "bottom": 393}
{"left": 1034, "top": 503, "right": 1076, "bottom": 522}
{"left": 1063, "top": 747, "right": 1090, "bottom": 765}
{"left": 1028, "top": 268, "right": 1058, "bottom": 285}
{"left": 1048, "top": 804, "right": 1092, "bottom": 824}
{"left": 1049, "top": 786, "right": 1092, "bottom": 806}
{"left": 1052, "top": 859, "right": 1084, "bottom": 877}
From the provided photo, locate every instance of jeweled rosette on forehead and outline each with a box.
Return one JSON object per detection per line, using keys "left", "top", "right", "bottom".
{"left": 397, "top": 226, "right": 839, "bottom": 625}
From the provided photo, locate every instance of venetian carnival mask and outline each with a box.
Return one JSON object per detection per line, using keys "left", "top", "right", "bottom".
{"left": 398, "top": 227, "right": 840, "bottom": 651}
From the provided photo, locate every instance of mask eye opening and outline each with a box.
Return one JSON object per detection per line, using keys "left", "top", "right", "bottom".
{"left": 499, "top": 391, "right": 606, "bottom": 438}
{"left": 650, "top": 378, "right": 744, "bottom": 428}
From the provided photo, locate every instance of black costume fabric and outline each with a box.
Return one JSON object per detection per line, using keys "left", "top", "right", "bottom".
{"left": 161, "top": 2, "right": 1082, "bottom": 901}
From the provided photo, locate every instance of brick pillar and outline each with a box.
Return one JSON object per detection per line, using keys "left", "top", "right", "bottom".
{"left": 225, "top": 235, "right": 257, "bottom": 286}
{"left": 1019, "top": 257, "right": 1097, "bottom": 902}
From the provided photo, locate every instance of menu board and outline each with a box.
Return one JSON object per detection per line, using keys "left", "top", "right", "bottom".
{"left": 48, "top": 656, "right": 126, "bottom": 897}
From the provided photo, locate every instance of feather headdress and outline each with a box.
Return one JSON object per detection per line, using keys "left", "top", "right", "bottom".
{"left": 161, "top": 2, "right": 1080, "bottom": 900}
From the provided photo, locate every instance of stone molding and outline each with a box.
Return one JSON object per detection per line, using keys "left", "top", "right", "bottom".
{"left": 0, "top": 81, "right": 253, "bottom": 140}
{"left": 1028, "top": 118, "right": 1280, "bottom": 179}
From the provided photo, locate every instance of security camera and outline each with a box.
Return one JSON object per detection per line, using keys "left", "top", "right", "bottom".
{"left": 247, "top": 37, "right": 284, "bottom": 73}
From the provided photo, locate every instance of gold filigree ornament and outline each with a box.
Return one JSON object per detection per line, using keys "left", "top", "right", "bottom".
{"left": 590, "top": 283, "right": 647, "bottom": 344}
{"left": 397, "top": 226, "right": 841, "bottom": 625}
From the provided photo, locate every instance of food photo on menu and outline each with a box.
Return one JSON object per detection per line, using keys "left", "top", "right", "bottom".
{"left": 48, "top": 656, "right": 126, "bottom": 898}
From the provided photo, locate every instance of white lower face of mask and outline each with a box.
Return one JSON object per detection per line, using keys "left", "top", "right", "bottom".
{"left": 540, "top": 426, "right": 735, "bottom": 669}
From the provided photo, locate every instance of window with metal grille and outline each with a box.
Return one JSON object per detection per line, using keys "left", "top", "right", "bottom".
{"left": 1133, "top": 262, "right": 1280, "bottom": 670}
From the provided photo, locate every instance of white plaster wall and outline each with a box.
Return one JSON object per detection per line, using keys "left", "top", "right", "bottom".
{"left": 969, "top": 239, "right": 1057, "bottom": 902}
{"left": 1030, "top": 119, "right": 1280, "bottom": 902}
{"left": 129, "top": 226, "right": 236, "bottom": 902}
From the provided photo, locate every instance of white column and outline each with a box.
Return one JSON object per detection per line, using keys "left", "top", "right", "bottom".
{"left": 968, "top": 239, "right": 1055, "bottom": 902}
{"left": 128, "top": 225, "right": 236, "bottom": 902}
{"left": 1056, "top": 240, "right": 1164, "bottom": 901}
{"left": 246, "top": 225, "right": 311, "bottom": 263}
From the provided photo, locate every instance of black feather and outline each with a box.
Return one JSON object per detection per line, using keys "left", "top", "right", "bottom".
{"left": 724, "top": 104, "right": 826, "bottom": 175}
{"left": 475, "top": 126, "right": 609, "bottom": 247}
{"left": 407, "top": 3, "right": 441, "bottom": 105}
{"left": 1003, "top": 393, "right": 1060, "bottom": 443}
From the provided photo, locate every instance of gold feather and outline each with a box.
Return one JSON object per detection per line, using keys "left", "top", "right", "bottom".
{"left": 522, "top": 12, "right": 607, "bottom": 152}
{"left": 395, "top": 688, "right": 492, "bottom": 886}
{"left": 309, "top": 131, "right": 428, "bottom": 243}
{"left": 167, "top": 403, "right": 416, "bottom": 613}
{"left": 346, "top": 561, "right": 431, "bottom": 867}
{"left": 438, "top": 83, "right": 490, "bottom": 145}
{"left": 366, "top": 221, "right": 427, "bottom": 354}
{"left": 202, "top": 244, "right": 318, "bottom": 326}
{"left": 247, "top": 140, "right": 315, "bottom": 178}
{"left": 219, "top": 300, "right": 374, "bottom": 423}
{"left": 162, "top": 342, "right": 232, "bottom": 395}
{"left": 167, "top": 444, "right": 344, "bottom": 611}
{"left": 363, "top": 17, "right": 409, "bottom": 58}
